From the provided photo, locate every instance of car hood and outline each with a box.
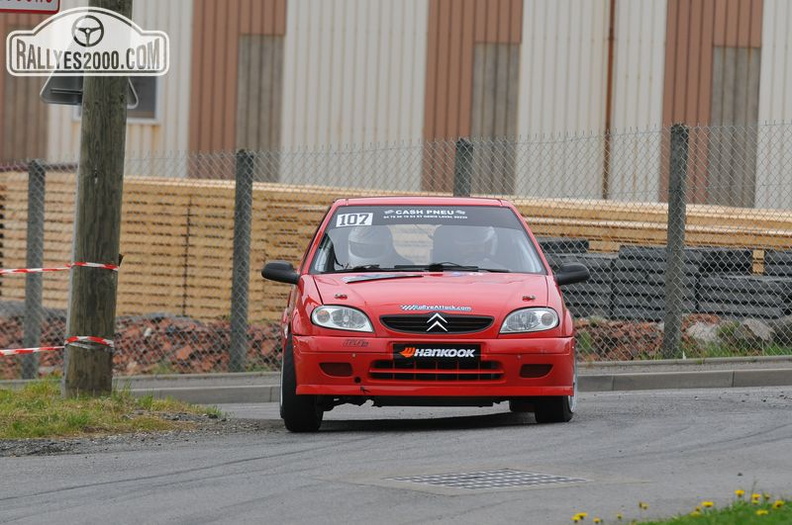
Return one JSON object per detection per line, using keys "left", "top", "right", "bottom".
{"left": 312, "top": 272, "right": 551, "bottom": 316}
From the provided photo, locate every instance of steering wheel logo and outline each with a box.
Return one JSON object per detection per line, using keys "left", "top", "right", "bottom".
{"left": 72, "top": 15, "right": 105, "bottom": 48}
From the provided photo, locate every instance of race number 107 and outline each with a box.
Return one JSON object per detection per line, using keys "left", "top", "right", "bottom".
{"left": 336, "top": 213, "right": 373, "bottom": 227}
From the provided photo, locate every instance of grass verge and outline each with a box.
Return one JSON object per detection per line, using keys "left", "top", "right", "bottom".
{"left": 0, "top": 378, "right": 222, "bottom": 440}
{"left": 572, "top": 492, "right": 789, "bottom": 524}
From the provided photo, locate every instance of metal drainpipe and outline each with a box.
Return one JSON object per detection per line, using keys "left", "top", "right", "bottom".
{"left": 602, "top": 0, "right": 616, "bottom": 200}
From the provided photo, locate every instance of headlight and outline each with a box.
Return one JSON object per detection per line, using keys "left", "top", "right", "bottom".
{"left": 500, "top": 308, "right": 559, "bottom": 333}
{"left": 311, "top": 306, "right": 373, "bottom": 332}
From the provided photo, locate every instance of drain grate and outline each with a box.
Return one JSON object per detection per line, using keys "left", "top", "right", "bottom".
{"left": 386, "top": 469, "right": 588, "bottom": 490}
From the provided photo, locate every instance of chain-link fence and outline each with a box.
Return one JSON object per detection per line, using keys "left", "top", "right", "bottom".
{"left": 3, "top": 123, "right": 792, "bottom": 379}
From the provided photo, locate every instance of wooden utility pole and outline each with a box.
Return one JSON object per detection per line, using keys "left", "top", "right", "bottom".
{"left": 63, "top": 0, "right": 132, "bottom": 397}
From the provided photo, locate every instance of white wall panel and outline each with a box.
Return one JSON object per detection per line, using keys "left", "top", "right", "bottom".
{"left": 516, "top": 0, "right": 610, "bottom": 198}
{"left": 609, "top": 0, "right": 667, "bottom": 202}
{"left": 612, "top": 0, "right": 666, "bottom": 130}
{"left": 758, "top": 0, "right": 792, "bottom": 122}
{"left": 280, "top": 0, "right": 428, "bottom": 189}
{"left": 756, "top": 0, "right": 792, "bottom": 208}
{"left": 46, "top": 0, "right": 193, "bottom": 177}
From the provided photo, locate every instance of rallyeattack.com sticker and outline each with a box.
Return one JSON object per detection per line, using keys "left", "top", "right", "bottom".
{"left": 400, "top": 304, "right": 473, "bottom": 312}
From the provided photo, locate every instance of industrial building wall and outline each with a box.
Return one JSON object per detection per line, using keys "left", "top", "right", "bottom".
{"left": 20, "top": 0, "right": 792, "bottom": 208}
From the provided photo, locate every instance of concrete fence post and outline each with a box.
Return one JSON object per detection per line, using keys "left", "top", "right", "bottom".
{"left": 662, "top": 124, "right": 689, "bottom": 359}
{"left": 453, "top": 138, "right": 473, "bottom": 197}
{"left": 230, "top": 150, "right": 255, "bottom": 372}
{"left": 22, "top": 160, "right": 46, "bottom": 379}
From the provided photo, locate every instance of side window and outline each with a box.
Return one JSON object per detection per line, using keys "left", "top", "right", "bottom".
{"left": 310, "top": 235, "right": 334, "bottom": 273}
{"left": 311, "top": 230, "right": 349, "bottom": 273}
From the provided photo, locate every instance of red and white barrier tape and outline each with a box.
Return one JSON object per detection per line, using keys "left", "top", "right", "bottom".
{"left": 0, "top": 336, "right": 115, "bottom": 356}
{"left": 0, "top": 262, "right": 119, "bottom": 275}
{"left": 70, "top": 262, "right": 119, "bottom": 271}
{"left": 1, "top": 262, "right": 119, "bottom": 355}
{"left": 66, "top": 335, "right": 115, "bottom": 347}
{"left": 0, "top": 346, "right": 63, "bottom": 356}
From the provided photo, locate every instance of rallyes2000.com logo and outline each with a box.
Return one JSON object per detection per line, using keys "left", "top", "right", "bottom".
{"left": 7, "top": 7, "right": 169, "bottom": 76}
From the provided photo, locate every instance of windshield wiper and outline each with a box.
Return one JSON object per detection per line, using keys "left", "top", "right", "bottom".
{"left": 394, "top": 262, "right": 510, "bottom": 273}
{"left": 333, "top": 264, "right": 382, "bottom": 273}
{"left": 427, "top": 262, "right": 479, "bottom": 271}
{"left": 330, "top": 264, "right": 430, "bottom": 274}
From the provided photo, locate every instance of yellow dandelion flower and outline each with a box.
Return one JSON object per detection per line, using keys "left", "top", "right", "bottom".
{"left": 701, "top": 501, "right": 715, "bottom": 508}
{"left": 752, "top": 493, "right": 762, "bottom": 503}
{"left": 572, "top": 518, "right": 579, "bottom": 523}
{"left": 763, "top": 493, "right": 772, "bottom": 501}
{"left": 773, "top": 500, "right": 785, "bottom": 509}
{"left": 615, "top": 513, "right": 623, "bottom": 520}
{"left": 756, "top": 509, "right": 769, "bottom": 516}
{"left": 593, "top": 519, "right": 602, "bottom": 524}
{"left": 690, "top": 510, "right": 701, "bottom": 517}
{"left": 638, "top": 502, "right": 649, "bottom": 510}
{"left": 735, "top": 489, "right": 746, "bottom": 498}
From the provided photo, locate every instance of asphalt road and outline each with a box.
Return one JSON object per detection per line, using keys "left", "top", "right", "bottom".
{"left": 1, "top": 386, "right": 790, "bottom": 525}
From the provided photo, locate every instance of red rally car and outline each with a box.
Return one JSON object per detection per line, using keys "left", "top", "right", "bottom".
{"left": 262, "top": 196, "right": 589, "bottom": 432}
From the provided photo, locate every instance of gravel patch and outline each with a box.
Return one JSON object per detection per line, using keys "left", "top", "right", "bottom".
{"left": 0, "top": 413, "right": 281, "bottom": 458}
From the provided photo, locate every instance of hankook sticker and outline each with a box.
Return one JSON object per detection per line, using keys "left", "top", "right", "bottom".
{"left": 394, "top": 343, "right": 481, "bottom": 359}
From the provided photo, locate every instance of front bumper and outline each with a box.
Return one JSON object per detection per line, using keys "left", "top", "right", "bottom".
{"left": 292, "top": 335, "right": 575, "bottom": 399}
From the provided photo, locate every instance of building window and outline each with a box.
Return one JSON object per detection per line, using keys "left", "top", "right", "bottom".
{"left": 128, "top": 76, "right": 158, "bottom": 120}
{"left": 72, "top": 76, "right": 159, "bottom": 121}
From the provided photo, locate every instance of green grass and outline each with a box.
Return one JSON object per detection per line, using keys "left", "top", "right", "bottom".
{"left": 571, "top": 493, "right": 790, "bottom": 524}
{"left": 0, "top": 378, "right": 222, "bottom": 440}
{"left": 639, "top": 500, "right": 790, "bottom": 524}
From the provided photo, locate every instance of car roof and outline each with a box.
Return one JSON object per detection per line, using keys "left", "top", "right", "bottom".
{"left": 333, "top": 196, "right": 508, "bottom": 207}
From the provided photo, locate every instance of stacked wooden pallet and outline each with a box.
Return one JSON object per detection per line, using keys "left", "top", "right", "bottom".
{"left": 512, "top": 197, "right": 792, "bottom": 262}
{"left": 2, "top": 173, "right": 792, "bottom": 322}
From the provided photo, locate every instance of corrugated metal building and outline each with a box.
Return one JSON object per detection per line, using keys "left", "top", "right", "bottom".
{"left": 1, "top": 0, "right": 791, "bottom": 206}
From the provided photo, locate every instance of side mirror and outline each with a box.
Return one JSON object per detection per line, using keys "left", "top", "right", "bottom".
{"left": 262, "top": 260, "right": 299, "bottom": 285}
{"left": 555, "top": 262, "right": 589, "bottom": 286}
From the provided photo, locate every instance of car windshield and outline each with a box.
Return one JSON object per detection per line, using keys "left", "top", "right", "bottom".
{"left": 309, "top": 205, "right": 546, "bottom": 274}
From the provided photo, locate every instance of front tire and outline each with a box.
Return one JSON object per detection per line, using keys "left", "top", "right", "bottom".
{"left": 533, "top": 396, "right": 574, "bottom": 423}
{"left": 280, "top": 337, "right": 323, "bottom": 432}
{"left": 534, "top": 360, "right": 576, "bottom": 423}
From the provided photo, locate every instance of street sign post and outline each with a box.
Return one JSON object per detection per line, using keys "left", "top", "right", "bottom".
{"left": 0, "top": 0, "right": 60, "bottom": 14}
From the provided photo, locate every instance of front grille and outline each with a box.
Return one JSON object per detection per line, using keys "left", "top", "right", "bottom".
{"left": 381, "top": 314, "right": 494, "bottom": 334}
{"left": 370, "top": 359, "right": 502, "bottom": 381}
